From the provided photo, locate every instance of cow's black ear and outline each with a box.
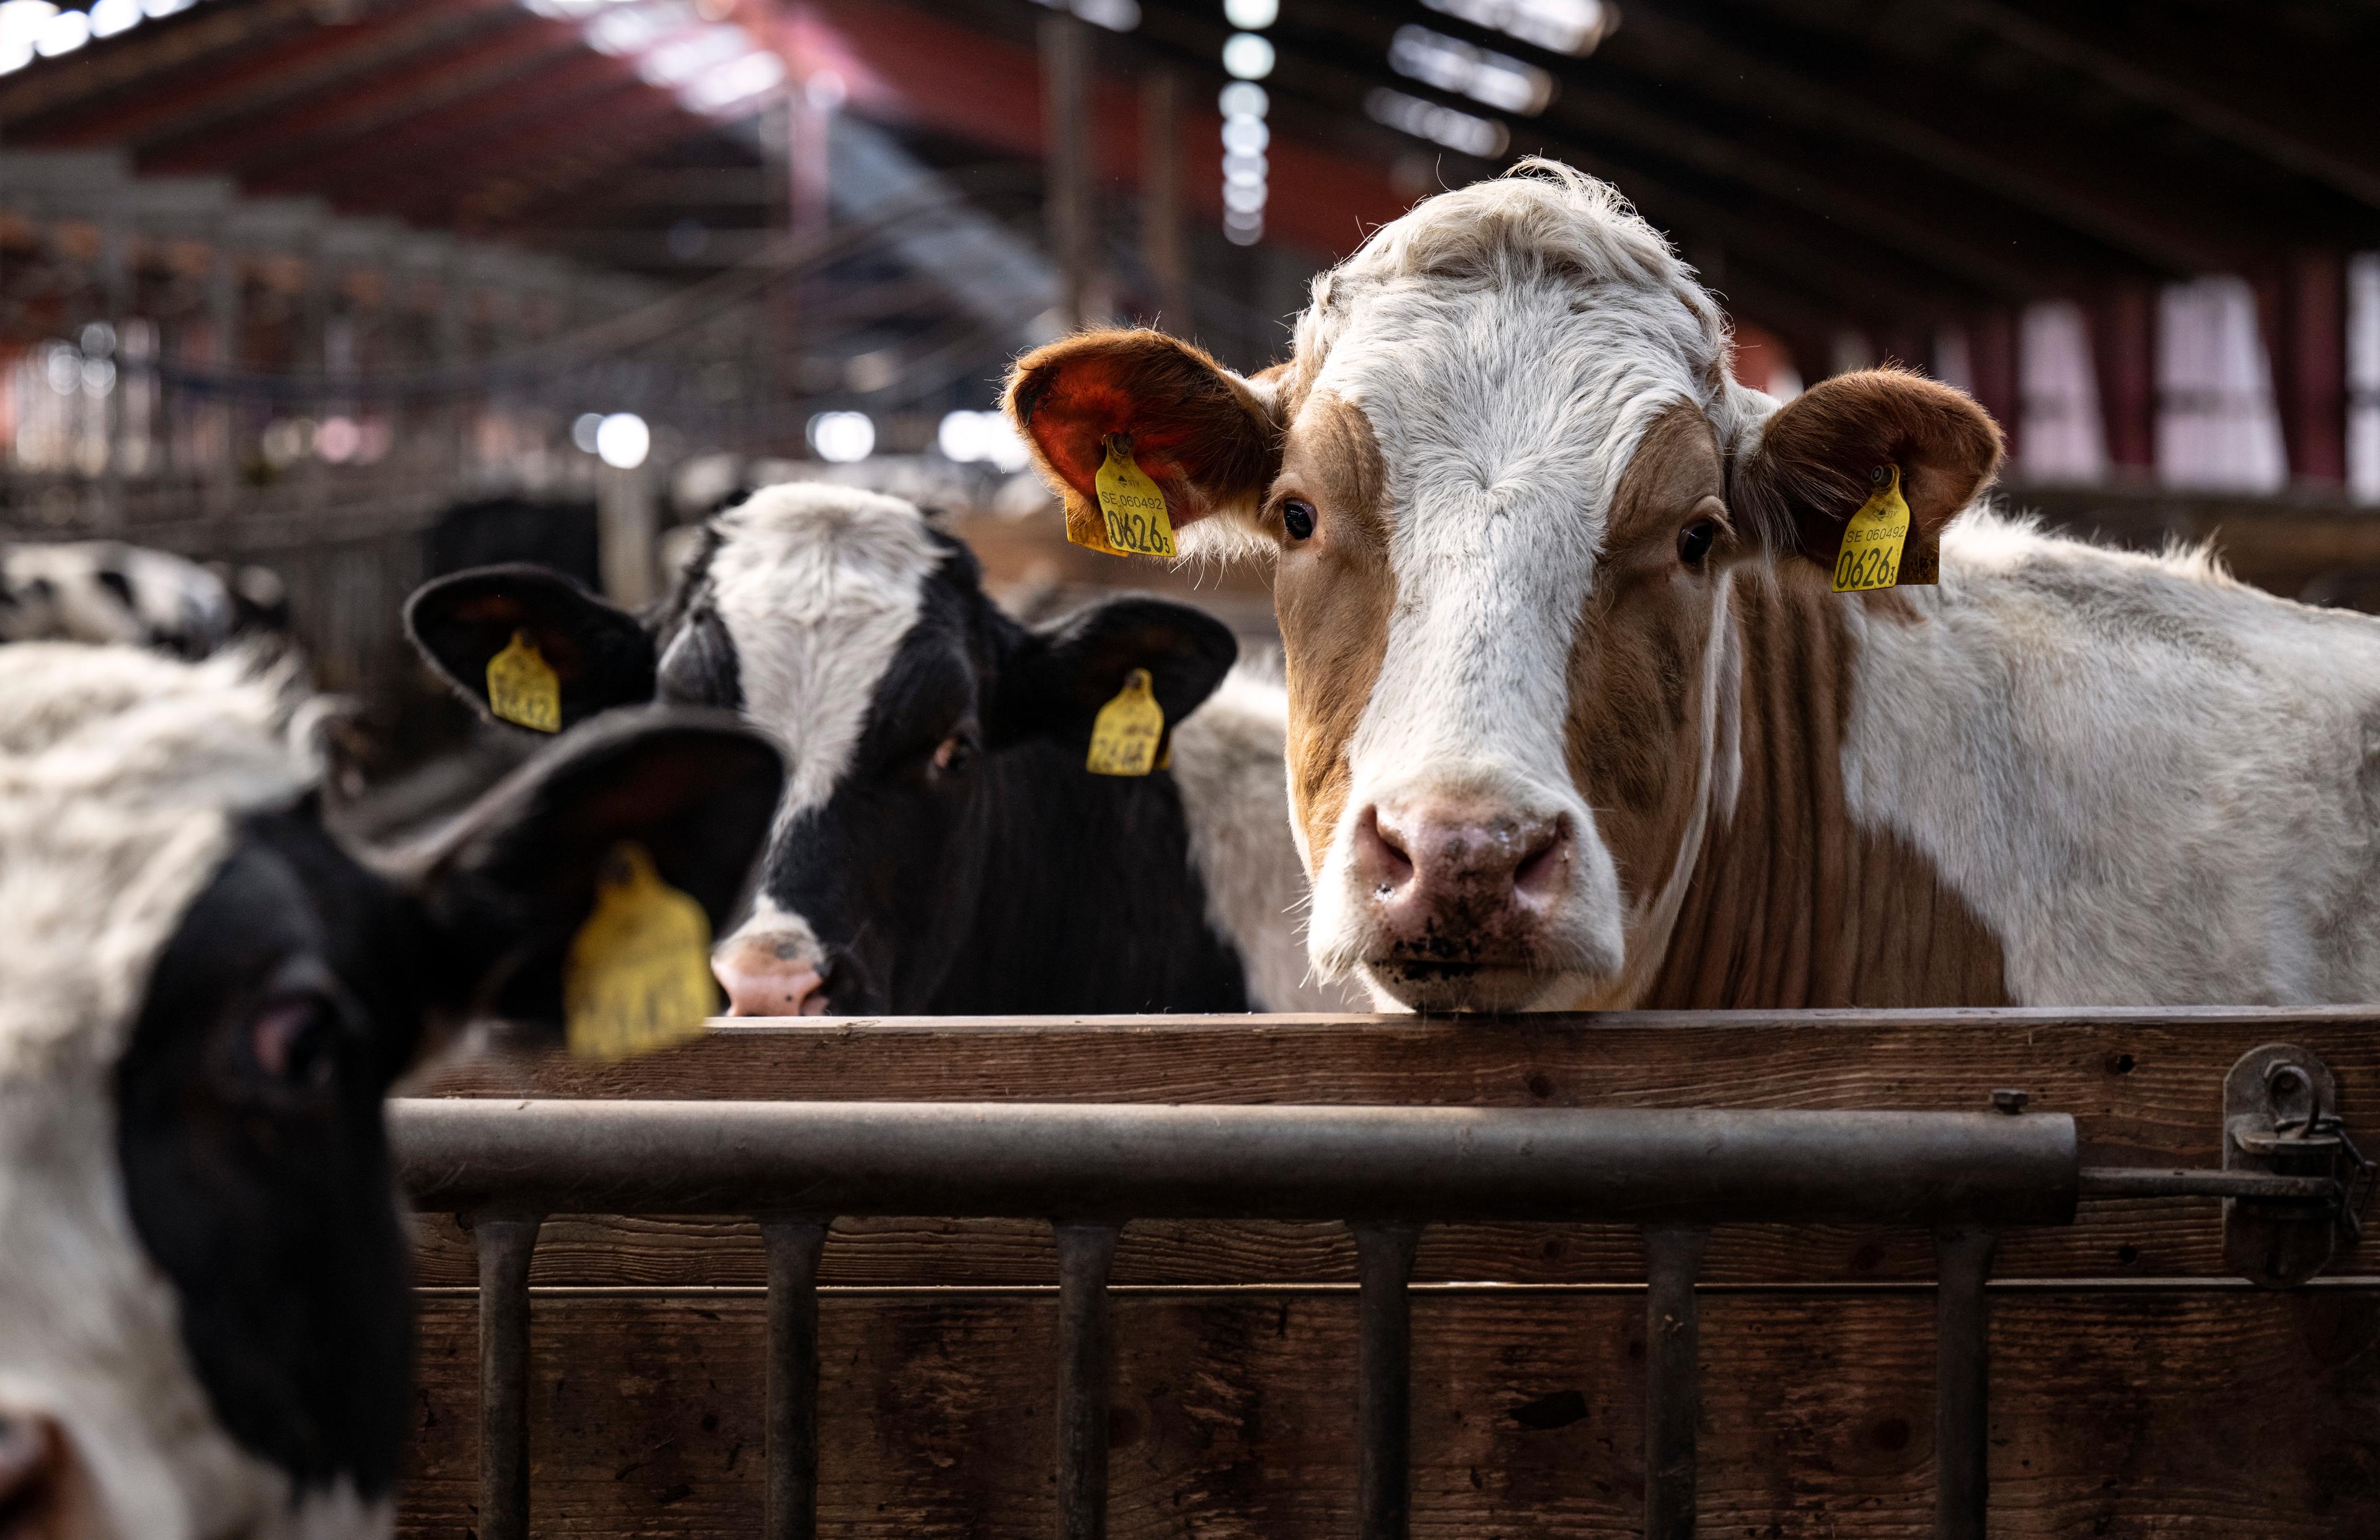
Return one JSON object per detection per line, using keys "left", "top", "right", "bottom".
{"left": 405, "top": 708, "right": 784, "bottom": 1033}
{"left": 999, "top": 597, "right": 1238, "bottom": 749}
{"left": 404, "top": 564, "right": 656, "bottom": 729}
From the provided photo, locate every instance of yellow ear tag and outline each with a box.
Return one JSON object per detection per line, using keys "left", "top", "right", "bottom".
{"left": 1831, "top": 465, "right": 1914, "bottom": 594}
{"left": 1086, "top": 667, "right": 1165, "bottom": 777}
{"left": 1083, "top": 434, "right": 1177, "bottom": 559}
{"left": 563, "top": 842, "right": 716, "bottom": 1061}
{"left": 485, "top": 630, "right": 562, "bottom": 733}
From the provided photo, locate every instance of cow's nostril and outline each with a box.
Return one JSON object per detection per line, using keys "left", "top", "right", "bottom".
{"left": 1513, "top": 819, "right": 1568, "bottom": 898}
{"left": 1355, "top": 805, "right": 1415, "bottom": 892}
{"left": 0, "top": 1412, "right": 61, "bottom": 1528}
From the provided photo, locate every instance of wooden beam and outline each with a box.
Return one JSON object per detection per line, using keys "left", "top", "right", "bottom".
{"left": 33, "top": 0, "right": 508, "bottom": 150}
{"left": 1937, "top": 0, "right": 2380, "bottom": 215}
{"left": 1139, "top": 66, "right": 1190, "bottom": 335}
{"left": 142, "top": 12, "right": 575, "bottom": 177}
{"left": 244, "top": 50, "right": 639, "bottom": 200}
{"left": 2260, "top": 250, "right": 2350, "bottom": 485}
{"left": 1590, "top": 6, "right": 2233, "bottom": 276}
{"left": 2090, "top": 280, "right": 2157, "bottom": 475}
{"left": 0, "top": 0, "right": 318, "bottom": 128}
{"left": 1967, "top": 309, "right": 2019, "bottom": 460}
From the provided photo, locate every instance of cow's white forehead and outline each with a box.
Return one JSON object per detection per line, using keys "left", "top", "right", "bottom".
{"left": 0, "top": 643, "right": 318, "bottom": 1080}
{"left": 703, "top": 483, "right": 943, "bottom": 814}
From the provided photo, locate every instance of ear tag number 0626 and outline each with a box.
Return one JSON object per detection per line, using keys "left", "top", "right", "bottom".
{"left": 487, "top": 629, "right": 562, "bottom": 733}
{"left": 564, "top": 841, "right": 717, "bottom": 1061}
{"left": 1086, "top": 434, "right": 1178, "bottom": 559}
{"left": 1832, "top": 464, "right": 1917, "bottom": 594}
{"left": 1086, "top": 668, "right": 1166, "bottom": 777}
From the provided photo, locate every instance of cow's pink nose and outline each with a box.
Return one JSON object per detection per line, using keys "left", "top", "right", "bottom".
{"left": 0, "top": 1410, "right": 65, "bottom": 1535}
{"left": 1352, "top": 800, "right": 1569, "bottom": 959}
{"left": 712, "top": 933, "right": 831, "bottom": 1018}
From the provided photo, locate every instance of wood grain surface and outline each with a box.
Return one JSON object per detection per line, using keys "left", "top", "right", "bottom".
{"left": 397, "top": 1013, "right": 2380, "bottom": 1534}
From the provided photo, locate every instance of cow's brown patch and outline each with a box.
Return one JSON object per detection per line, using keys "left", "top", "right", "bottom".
{"left": 1556, "top": 400, "right": 2007, "bottom": 1006}
{"left": 1632, "top": 565, "right": 2010, "bottom": 1007}
{"left": 1271, "top": 392, "right": 1394, "bottom": 864}
{"left": 1005, "top": 329, "right": 1282, "bottom": 550}
{"left": 1564, "top": 403, "right": 1732, "bottom": 918}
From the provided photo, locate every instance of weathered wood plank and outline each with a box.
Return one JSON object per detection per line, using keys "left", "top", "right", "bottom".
{"left": 398, "top": 1288, "right": 2380, "bottom": 1538}
{"left": 407, "top": 1202, "right": 2318, "bottom": 1288}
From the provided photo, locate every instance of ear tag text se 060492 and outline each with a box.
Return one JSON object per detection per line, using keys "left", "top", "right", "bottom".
{"left": 486, "top": 629, "right": 562, "bottom": 733}
{"left": 1086, "top": 667, "right": 1165, "bottom": 777}
{"left": 564, "top": 841, "right": 717, "bottom": 1061}
{"left": 1075, "top": 434, "right": 1177, "bottom": 560}
{"left": 1831, "top": 464, "right": 1929, "bottom": 593}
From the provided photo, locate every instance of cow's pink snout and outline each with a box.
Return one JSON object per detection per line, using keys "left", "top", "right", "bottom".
{"left": 712, "top": 933, "right": 832, "bottom": 1018}
{"left": 1352, "top": 799, "right": 1571, "bottom": 962}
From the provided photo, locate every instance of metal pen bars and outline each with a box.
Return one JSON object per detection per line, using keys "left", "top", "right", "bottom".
{"left": 396, "top": 1097, "right": 2087, "bottom": 1540}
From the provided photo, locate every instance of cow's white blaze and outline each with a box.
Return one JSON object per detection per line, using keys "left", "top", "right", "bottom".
{"left": 1288, "top": 176, "right": 1761, "bottom": 1006}
{"left": 700, "top": 483, "right": 943, "bottom": 820}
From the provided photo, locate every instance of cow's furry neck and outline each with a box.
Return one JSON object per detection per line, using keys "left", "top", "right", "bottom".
{"left": 1626, "top": 511, "right": 2380, "bottom": 1007}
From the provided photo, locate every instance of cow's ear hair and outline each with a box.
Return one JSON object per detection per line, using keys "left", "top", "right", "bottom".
{"left": 407, "top": 709, "right": 784, "bottom": 1035}
{"left": 404, "top": 564, "right": 656, "bottom": 729}
{"left": 998, "top": 597, "right": 1239, "bottom": 752}
{"left": 1730, "top": 368, "right": 2003, "bottom": 570}
{"left": 1005, "top": 328, "right": 1285, "bottom": 554}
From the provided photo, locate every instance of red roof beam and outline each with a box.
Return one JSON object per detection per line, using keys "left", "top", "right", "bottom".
{"left": 146, "top": 10, "right": 576, "bottom": 177}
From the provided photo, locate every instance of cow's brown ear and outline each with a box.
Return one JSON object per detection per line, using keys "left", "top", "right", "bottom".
{"left": 1731, "top": 369, "right": 2003, "bottom": 573}
{"left": 1005, "top": 328, "right": 1284, "bottom": 552}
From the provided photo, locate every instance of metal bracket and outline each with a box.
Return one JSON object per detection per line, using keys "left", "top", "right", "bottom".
{"left": 2223, "top": 1044, "right": 2371, "bottom": 1287}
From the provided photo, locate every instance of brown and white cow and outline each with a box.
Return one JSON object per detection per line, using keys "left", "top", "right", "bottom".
{"left": 1008, "top": 160, "right": 2380, "bottom": 1012}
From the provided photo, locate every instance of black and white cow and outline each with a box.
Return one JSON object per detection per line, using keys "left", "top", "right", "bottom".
{"left": 0, "top": 643, "right": 780, "bottom": 1538}
{"left": 0, "top": 542, "right": 287, "bottom": 659}
{"left": 405, "top": 482, "right": 1354, "bottom": 1017}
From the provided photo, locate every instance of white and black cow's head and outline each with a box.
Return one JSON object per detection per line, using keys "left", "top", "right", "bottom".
{"left": 1008, "top": 161, "right": 2001, "bottom": 1013}
{"left": 405, "top": 483, "right": 1244, "bottom": 1017}
{"left": 0, "top": 644, "right": 780, "bottom": 1539}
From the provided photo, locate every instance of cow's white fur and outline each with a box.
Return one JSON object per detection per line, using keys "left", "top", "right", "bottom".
{"left": 1282, "top": 162, "right": 1771, "bottom": 1005}
{"left": 700, "top": 483, "right": 943, "bottom": 820}
{"left": 0, "top": 645, "right": 382, "bottom": 1540}
{"left": 1831, "top": 511, "right": 2380, "bottom": 1003}
{"left": 1166, "top": 661, "right": 1373, "bottom": 1012}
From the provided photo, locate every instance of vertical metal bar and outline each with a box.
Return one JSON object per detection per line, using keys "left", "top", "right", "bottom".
{"left": 763, "top": 1218, "right": 827, "bottom": 1540}
{"left": 1935, "top": 1226, "right": 1999, "bottom": 1540}
{"left": 1055, "top": 1222, "right": 1120, "bottom": 1540}
{"left": 1354, "top": 1224, "right": 1420, "bottom": 1540}
{"left": 473, "top": 1210, "right": 544, "bottom": 1540}
{"left": 1642, "top": 1226, "right": 1708, "bottom": 1540}
{"left": 1039, "top": 11, "right": 1093, "bottom": 330}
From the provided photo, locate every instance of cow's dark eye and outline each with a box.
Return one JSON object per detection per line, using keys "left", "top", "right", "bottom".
{"left": 1677, "top": 517, "right": 1719, "bottom": 567}
{"left": 930, "top": 733, "right": 977, "bottom": 778}
{"left": 247, "top": 994, "right": 337, "bottom": 1090}
{"left": 1281, "top": 499, "right": 1316, "bottom": 542}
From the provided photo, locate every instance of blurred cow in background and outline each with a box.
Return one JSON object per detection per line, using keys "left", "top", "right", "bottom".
{"left": 0, "top": 543, "right": 288, "bottom": 659}
{"left": 0, "top": 643, "right": 780, "bottom": 1539}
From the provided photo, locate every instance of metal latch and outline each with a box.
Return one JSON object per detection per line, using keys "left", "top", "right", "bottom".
{"left": 2224, "top": 1044, "right": 2374, "bottom": 1287}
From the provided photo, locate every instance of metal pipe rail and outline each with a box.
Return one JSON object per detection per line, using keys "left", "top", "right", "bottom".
{"left": 393, "top": 1098, "right": 2099, "bottom": 1540}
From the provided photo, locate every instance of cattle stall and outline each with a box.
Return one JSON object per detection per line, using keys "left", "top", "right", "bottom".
{"left": 395, "top": 1009, "right": 2378, "bottom": 1538}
